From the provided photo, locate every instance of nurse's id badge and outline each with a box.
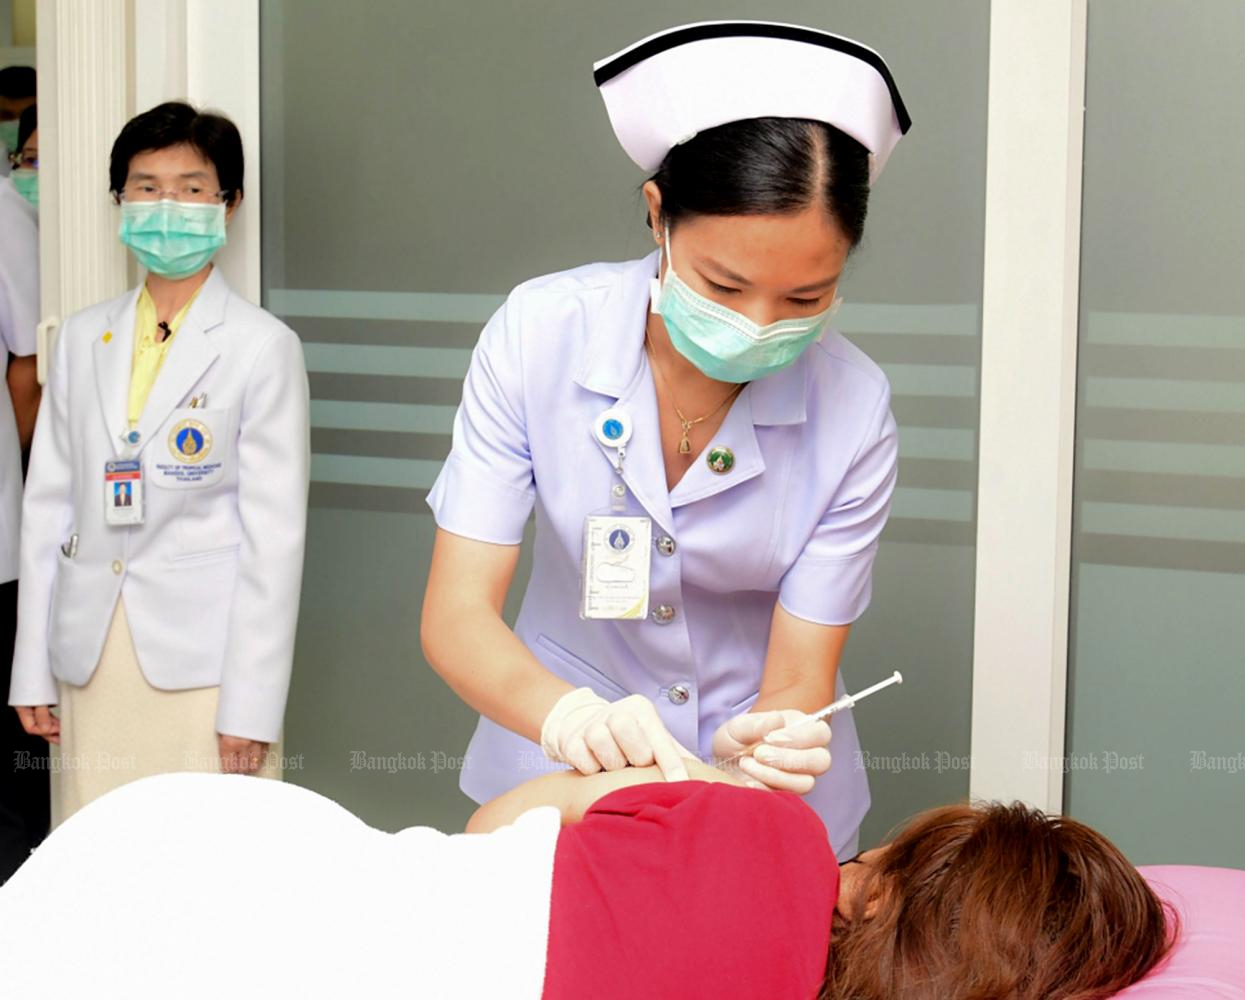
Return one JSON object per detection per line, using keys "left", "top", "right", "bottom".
{"left": 580, "top": 515, "right": 651, "bottom": 620}
{"left": 104, "top": 459, "right": 144, "bottom": 526}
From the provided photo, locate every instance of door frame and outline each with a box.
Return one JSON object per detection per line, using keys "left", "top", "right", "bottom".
{"left": 971, "top": 0, "right": 1087, "bottom": 813}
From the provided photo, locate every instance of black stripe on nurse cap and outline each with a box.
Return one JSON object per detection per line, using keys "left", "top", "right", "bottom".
{"left": 593, "top": 20, "right": 912, "bottom": 184}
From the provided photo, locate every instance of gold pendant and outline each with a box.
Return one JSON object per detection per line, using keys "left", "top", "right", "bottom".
{"left": 679, "top": 421, "right": 693, "bottom": 454}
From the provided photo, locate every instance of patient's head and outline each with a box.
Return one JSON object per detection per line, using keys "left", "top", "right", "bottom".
{"left": 822, "top": 801, "right": 1178, "bottom": 1000}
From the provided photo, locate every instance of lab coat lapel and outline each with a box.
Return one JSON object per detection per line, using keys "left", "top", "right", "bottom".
{"left": 92, "top": 288, "right": 142, "bottom": 458}
{"left": 130, "top": 270, "right": 226, "bottom": 454}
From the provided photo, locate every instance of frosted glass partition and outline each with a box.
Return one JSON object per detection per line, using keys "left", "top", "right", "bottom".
{"left": 1066, "top": 0, "right": 1245, "bottom": 866}
{"left": 260, "top": 0, "right": 989, "bottom": 843}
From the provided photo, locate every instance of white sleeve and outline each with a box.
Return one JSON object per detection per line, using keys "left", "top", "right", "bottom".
{"left": 0, "top": 198, "right": 41, "bottom": 356}
{"left": 215, "top": 324, "right": 311, "bottom": 743}
{"left": 9, "top": 318, "right": 74, "bottom": 706}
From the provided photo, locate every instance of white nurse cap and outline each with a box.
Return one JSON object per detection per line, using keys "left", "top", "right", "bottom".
{"left": 593, "top": 20, "right": 911, "bottom": 184}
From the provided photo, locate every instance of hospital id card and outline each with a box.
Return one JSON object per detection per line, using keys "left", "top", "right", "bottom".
{"left": 104, "top": 459, "right": 144, "bottom": 526}
{"left": 580, "top": 515, "right": 651, "bottom": 620}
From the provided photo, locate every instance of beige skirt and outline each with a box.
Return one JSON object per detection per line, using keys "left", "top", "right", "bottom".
{"left": 51, "top": 597, "right": 282, "bottom": 828}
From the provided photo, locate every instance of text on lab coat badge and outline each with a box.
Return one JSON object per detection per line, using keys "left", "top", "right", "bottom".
{"left": 152, "top": 413, "right": 225, "bottom": 488}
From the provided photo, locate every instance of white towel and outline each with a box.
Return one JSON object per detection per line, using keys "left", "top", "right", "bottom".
{"left": 0, "top": 771, "right": 561, "bottom": 999}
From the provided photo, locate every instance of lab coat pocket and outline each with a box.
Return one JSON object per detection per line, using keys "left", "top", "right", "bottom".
{"left": 533, "top": 633, "right": 629, "bottom": 700}
{"left": 47, "top": 552, "right": 114, "bottom": 679}
{"left": 168, "top": 542, "right": 241, "bottom": 568}
{"left": 150, "top": 406, "right": 233, "bottom": 490}
{"left": 46, "top": 547, "right": 73, "bottom": 630}
{"left": 158, "top": 547, "right": 238, "bottom": 670}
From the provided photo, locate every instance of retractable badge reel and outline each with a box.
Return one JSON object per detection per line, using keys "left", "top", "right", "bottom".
{"left": 581, "top": 408, "right": 651, "bottom": 620}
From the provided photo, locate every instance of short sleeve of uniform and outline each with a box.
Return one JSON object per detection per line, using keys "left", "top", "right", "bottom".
{"left": 425, "top": 293, "right": 535, "bottom": 545}
{"left": 779, "top": 383, "right": 898, "bottom": 626}
{"left": 543, "top": 781, "right": 838, "bottom": 999}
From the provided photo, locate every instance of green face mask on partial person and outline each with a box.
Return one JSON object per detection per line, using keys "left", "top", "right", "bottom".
{"left": 118, "top": 199, "right": 227, "bottom": 279}
{"left": 0, "top": 120, "right": 19, "bottom": 156}
{"left": 11, "top": 167, "right": 38, "bottom": 208}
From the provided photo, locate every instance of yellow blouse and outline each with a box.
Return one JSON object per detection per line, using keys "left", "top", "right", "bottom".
{"left": 128, "top": 286, "right": 201, "bottom": 426}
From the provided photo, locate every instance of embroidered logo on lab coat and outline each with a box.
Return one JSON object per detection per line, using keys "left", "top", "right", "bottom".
{"left": 168, "top": 419, "right": 212, "bottom": 463}
{"left": 153, "top": 416, "right": 225, "bottom": 489}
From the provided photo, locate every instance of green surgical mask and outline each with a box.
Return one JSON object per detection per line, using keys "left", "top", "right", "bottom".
{"left": 650, "top": 225, "right": 842, "bottom": 384}
{"left": 118, "top": 199, "right": 227, "bottom": 279}
{"left": 0, "top": 120, "right": 18, "bottom": 156}
{"left": 11, "top": 168, "right": 38, "bottom": 208}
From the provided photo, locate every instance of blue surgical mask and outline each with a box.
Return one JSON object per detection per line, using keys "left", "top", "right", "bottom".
{"left": 650, "top": 225, "right": 842, "bottom": 384}
{"left": 11, "top": 167, "right": 38, "bottom": 208}
{"left": 118, "top": 199, "right": 226, "bottom": 279}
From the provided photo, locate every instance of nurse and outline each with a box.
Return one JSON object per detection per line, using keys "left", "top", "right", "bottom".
{"left": 7, "top": 102, "right": 310, "bottom": 825}
{"left": 421, "top": 22, "right": 908, "bottom": 857}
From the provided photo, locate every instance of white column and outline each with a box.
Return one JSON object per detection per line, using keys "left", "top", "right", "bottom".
{"left": 35, "top": 0, "right": 130, "bottom": 361}
{"left": 970, "top": 0, "right": 1088, "bottom": 812}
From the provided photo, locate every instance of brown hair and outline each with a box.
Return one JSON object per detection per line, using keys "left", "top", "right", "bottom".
{"left": 821, "top": 802, "right": 1179, "bottom": 1000}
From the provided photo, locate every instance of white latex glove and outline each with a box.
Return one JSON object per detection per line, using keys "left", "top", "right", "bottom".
{"left": 541, "top": 687, "right": 693, "bottom": 782}
{"left": 711, "top": 709, "right": 832, "bottom": 794}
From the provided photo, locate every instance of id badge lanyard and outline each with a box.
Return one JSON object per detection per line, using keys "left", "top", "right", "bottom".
{"left": 580, "top": 407, "right": 652, "bottom": 620}
{"left": 104, "top": 427, "right": 145, "bottom": 527}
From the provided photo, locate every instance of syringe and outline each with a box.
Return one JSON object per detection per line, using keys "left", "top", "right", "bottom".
{"left": 715, "top": 671, "right": 904, "bottom": 768}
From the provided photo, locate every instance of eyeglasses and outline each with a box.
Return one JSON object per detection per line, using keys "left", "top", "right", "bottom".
{"left": 7, "top": 151, "right": 36, "bottom": 169}
{"left": 118, "top": 183, "right": 228, "bottom": 204}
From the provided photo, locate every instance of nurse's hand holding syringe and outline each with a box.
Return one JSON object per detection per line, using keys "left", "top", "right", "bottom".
{"left": 715, "top": 671, "right": 904, "bottom": 774}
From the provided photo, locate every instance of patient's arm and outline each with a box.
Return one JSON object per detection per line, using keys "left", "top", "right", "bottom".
{"left": 466, "top": 758, "right": 745, "bottom": 833}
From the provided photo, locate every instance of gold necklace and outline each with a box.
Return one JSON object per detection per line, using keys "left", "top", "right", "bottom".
{"left": 645, "top": 336, "right": 744, "bottom": 454}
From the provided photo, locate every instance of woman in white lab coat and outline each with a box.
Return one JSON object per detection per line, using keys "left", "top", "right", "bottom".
{"left": 7, "top": 102, "right": 310, "bottom": 825}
